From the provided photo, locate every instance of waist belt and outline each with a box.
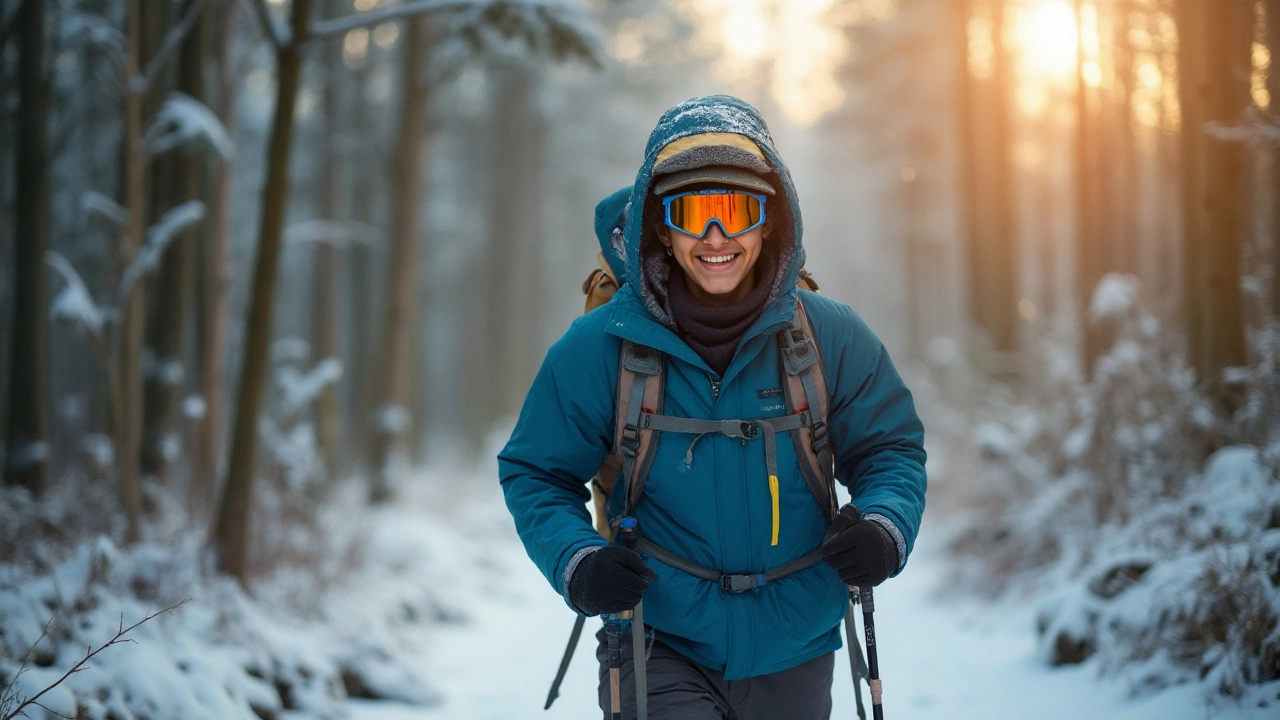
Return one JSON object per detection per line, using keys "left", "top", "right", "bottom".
{"left": 634, "top": 535, "right": 825, "bottom": 593}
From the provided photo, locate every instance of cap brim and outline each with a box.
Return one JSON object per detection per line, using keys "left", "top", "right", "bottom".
{"left": 653, "top": 167, "right": 776, "bottom": 196}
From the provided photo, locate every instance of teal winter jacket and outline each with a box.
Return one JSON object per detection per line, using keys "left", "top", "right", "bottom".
{"left": 499, "top": 95, "right": 926, "bottom": 680}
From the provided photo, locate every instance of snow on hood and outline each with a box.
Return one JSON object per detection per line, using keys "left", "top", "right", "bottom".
{"left": 618, "top": 95, "right": 805, "bottom": 329}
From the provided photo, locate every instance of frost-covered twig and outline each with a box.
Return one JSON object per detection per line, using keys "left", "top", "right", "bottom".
{"left": 82, "top": 192, "right": 129, "bottom": 231}
{"left": 117, "top": 201, "right": 206, "bottom": 305}
{"left": 132, "top": 0, "right": 214, "bottom": 94}
{"left": 308, "top": 0, "right": 477, "bottom": 40}
{"left": 284, "top": 219, "right": 379, "bottom": 248}
{"left": 1205, "top": 107, "right": 1280, "bottom": 149}
{"left": 144, "top": 92, "right": 235, "bottom": 160}
{"left": 307, "top": 0, "right": 583, "bottom": 41}
{"left": 278, "top": 359, "right": 344, "bottom": 417}
{"left": 46, "top": 251, "right": 111, "bottom": 346}
{"left": 0, "top": 600, "right": 189, "bottom": 720}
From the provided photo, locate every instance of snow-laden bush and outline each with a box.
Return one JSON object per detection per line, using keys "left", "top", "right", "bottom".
{"left": 0, "top": 481, "right": 446, "bottom": 720}
{"left": 934, "top": 277, "right": 1280, "bottom": 705}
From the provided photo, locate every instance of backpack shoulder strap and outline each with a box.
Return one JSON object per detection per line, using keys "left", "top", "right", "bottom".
{"left": 778, "top": 298, "right": 838, "bottom": 521}
{"left": 590, "top": 340, "right": 664, "bottom": 539}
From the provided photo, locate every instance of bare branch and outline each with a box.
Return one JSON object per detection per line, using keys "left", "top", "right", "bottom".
{"left": 30, "top": 700, "right": 73, "bottom": 720}
{"left": 132, "top": 0, "right": 216, "bottom": 95}
{"left": 0, "top": 614, "right": 55, "bottom": 707}
{"left": 307, "top": 0, "right": 487, "bottom": 41}
{"left": 243, "top": 0, "right": 290, "bottom": 48}
{"left": 0, "top": 600, "right": 189, "bottom": 720}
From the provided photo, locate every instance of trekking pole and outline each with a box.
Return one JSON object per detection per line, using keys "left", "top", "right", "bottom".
{"left": 618, "top": 518, "right": 648, "bottom": 720}
{"left": 544, "top": 614, "right": 585, "bottom": 710}
{"left": 844, "top": 590, "right": 868, "bottom": 720}
{"left": 859, "top": 586, "right": 884, "bottom": 720}
{"left": 604, "top": 609, "right": 630, "bottom": 720}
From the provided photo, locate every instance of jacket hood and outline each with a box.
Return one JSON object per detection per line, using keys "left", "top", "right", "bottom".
{"left": 617, "top": 95, "right": 805, "bottom": 330}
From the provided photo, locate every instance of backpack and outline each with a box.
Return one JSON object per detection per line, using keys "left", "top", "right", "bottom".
{"left": 581, "top": 257, "right": 834, "bottom": 563}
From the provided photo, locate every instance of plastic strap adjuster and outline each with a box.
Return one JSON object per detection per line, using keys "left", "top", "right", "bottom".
{"left": 811, "top": 420, "right": 830, "bottom": 454}
{"left": 720, "top": 574, "right": 767, "bottom": 593}
{"left": 620, "top": 424, "right": 641, "bottom": 458}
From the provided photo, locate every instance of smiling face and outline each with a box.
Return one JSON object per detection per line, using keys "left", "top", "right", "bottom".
{"left": 659, "top": 218, "right": 765, "bottom": 308}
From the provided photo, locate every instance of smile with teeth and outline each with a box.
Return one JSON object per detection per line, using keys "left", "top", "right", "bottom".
{"left": 699, "top": 253, "right": 739, "bottom": 265}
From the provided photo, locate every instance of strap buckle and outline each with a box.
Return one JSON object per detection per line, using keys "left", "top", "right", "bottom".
{"left": 739, "top": 421, "right": 759, "bottom": 440}
{"left": 811, "top": 420, "right": 829, "bottom": 454}
{"left": 620, "top": 424, "right": 641, "bottom": 458}
{"left": 779, "top": 324, "right": 818, "bottom": 375}
{"left": 719, "top": 573, "right": 767, "bottom": 593}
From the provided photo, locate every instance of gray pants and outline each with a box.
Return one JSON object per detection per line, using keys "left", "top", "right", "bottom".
{"left": 595, "top": 627, "right": 834, "bottom": 720}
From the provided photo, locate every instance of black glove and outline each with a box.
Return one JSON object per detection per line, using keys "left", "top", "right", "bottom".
{"left": 567, "top": 545, "right": 656, "bottom": 616}
{"left": 822, "top": 504, "right": 898, "bottom": 588}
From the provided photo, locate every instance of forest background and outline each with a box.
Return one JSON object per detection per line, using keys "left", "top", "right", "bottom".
{"left": 2, "top": 0, "right": 1279, "bottom": 718}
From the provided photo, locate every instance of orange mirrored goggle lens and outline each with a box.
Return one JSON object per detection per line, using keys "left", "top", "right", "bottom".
{"left": 664, "top": 192, "right": 765, "bottom": 238}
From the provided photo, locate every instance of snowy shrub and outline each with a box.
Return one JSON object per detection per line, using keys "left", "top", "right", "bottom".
{"left": 936, "top": 278, "right": 1280, "bottom": 704}
{"left": 0, "top": 483, "right": 449, "bottom": 720}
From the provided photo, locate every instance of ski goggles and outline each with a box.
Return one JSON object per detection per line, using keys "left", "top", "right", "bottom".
{"left": 662, "top": 189, "right": 767, "bottom": 239}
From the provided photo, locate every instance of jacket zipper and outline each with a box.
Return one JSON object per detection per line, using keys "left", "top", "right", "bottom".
{"left": 709, "top": 375, "right": 720, "bottom": 399}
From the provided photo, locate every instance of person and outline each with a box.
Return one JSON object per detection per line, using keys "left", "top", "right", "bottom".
{"left": 499, "top": 95, "right": 927, "bottom": 719}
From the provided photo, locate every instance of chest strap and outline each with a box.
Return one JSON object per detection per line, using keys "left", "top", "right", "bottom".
{"left": 634, "top": 535, "right": 825, "bottom": 593}
{"left": 637, "top": 411, "right": 812, "bottom": 489}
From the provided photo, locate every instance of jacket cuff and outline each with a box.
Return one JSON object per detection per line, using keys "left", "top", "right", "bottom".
{"left": 562, "top": 544, "right": 605, "bottom": 615}
{"left": 864, "top": 513, "right": 907, "bottom": 573}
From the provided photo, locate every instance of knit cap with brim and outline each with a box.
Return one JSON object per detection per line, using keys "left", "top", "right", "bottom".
{"left": 651, "top": 132, "right": 776, "bottom": 196}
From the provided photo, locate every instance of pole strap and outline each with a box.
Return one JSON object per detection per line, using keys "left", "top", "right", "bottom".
{"left": 845, "top": 601, "right": 868, "bottom": 720}
{"left": 543, "top": 614, "right": 585, "bottom": 710}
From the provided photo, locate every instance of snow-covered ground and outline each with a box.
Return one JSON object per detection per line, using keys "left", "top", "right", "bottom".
{"left": 345, "top": 470, "right": 1274, "bottom": 720}
{"left": 3, "top": 458, "right": 1270, "bottom": 720}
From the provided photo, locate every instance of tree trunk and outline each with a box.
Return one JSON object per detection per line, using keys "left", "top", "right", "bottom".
{"left": 116, "top": 0, "right": 147, "bottom": 544}
{"left": 346, "top": 56, "right": 379, "bottom": 475}
{"left": 1075, "top": 0, "right": 1116, "bottom": 379}
{"left": 1269, "top": 0, "right": 1280, "bottom": 321}
{"left": 1036, "top": 108, "right": 1058, "bottom": 318}
{"left": 212, "top": 0, "right": 314, "bottom": 583}
{"left": 370, "top": 18, "right": 428, "bottom": 502}
{"left": 194, "top": 0, "right": 239, "bottom": 520}
{"left": 5, "top": 0, "right": 52, "bottom": 494}
{"left": 902, "top": 170, "right": 926, "bottom": 360}
{"left": 1111, "top": 2, "right": 1138, "bottom": 276}
{"left": 954, "top": 0, "right": 984, "bottom": 355}
{"left": 1176, "top": 0, "right": 1252, "bottom": 391}
{"left": 485, "top": 60, "right": 548, "bottom": 427}
{"left": 141, "top": 0, "right": 209, "bottom": 486}
{"left": 961, "top": 0, "right": 1018, "bottom": 362}
{"left": 986, "top": 0, "right": 1017, "bottom": 356}
{"left": 1075, "top": 0, "right": 1104, "bottom": 377}
{"left": 312, "top": 0, "right": 346, "bottom": 484}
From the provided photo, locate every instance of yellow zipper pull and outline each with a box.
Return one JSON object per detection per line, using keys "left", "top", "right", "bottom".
{"left": 769, "top": 475, "right": 780, "bottom": 546}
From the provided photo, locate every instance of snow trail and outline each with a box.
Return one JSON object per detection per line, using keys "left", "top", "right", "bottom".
{"left": 344, "top": 480, "right": 1271, "bottom": 720}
